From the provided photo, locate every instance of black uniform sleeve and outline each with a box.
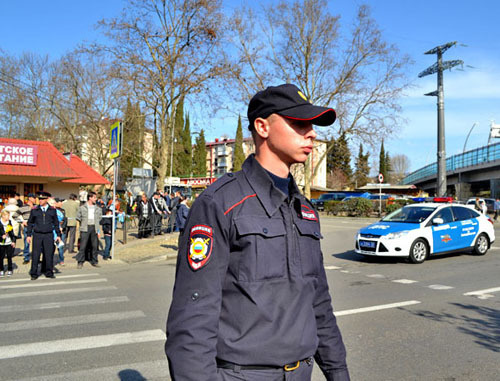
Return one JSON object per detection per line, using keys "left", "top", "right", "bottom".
{"left": 313, "top": 252, "right": 350, "bottom": 381}
{"left": 26, "top": 209, "right": 35, "bottom": 237}
{"left": 165, "top": 194, "right": 230, "bottom": 381}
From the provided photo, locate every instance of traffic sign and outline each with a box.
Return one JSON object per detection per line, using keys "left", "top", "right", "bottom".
{"left": 378, "top": 173, "right": 384, "bottom": 183}
{"left": 109, "top": 121, "right": 123, "bottom": 159}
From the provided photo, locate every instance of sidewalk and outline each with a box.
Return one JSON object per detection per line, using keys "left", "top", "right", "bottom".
{"left": 9, "top": 230, "right": 180, "bottom": 275}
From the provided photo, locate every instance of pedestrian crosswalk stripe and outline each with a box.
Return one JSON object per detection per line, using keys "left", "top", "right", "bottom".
{"left": 324, "top": 265, "right": 341, "bottom": 270}
{"left": 0, "top": 310, "right": 145, "bottom": 332}
{"left": 428, "top": 284, "right": 454, "bottom": 290}
{"left": 463, "top": 286, "right": 500, "bottom": 299}
{"left": 392, "top": 279, "right": 418, "bottom": 284}
{"left": 0, "top": 278, "right": 107, "bottom": 290}
{"left": 335, "top": 300, "right": 421, "bottom": 316}
{"left": 367, "top": 274, "right": 385, "bottom": 278}
{"left": 0, "top": 273, "right": 100, "bottom": 283}
{"left": 0, "top": 329, "right": 165, "bottom": 359}
{"left": 16, "top": 359, "right": 169, "bottom": 381}
{"left": 0, "top": 296, "right": 129, "bottom": 313}
{"left": 0, "top": 286, "right": 118, "bottom": 300}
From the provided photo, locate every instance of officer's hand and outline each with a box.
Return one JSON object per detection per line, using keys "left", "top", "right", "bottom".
{"left": 55, "top": 237, "right": 61, "bottom": 243}
{"left": 27, "top": 237, "right": 32, "bottom": 244}
{"left": 11, "top": 243, "right": 15, "bottom": 248}
{"left": 23, "top": 221, "right": 28, "bottom": 227}
{"left": 1, "top": 234, "right": 5, "bottom": 240}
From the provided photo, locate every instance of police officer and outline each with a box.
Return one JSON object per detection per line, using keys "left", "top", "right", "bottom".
{"left": 26, "top": 191, "right": 61, "bottom": 280}
{"left": 166, "top": 84, "right": 350, "bottom": 380}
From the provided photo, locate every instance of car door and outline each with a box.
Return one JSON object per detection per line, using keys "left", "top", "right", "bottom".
{"left": 431, "top": 206, "right": 459, "bottom": 252}
{"left": 451, "top": 206, "right": 480, "bottom": 249}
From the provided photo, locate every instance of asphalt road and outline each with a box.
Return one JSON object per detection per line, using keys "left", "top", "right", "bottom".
{"left": 0, "top": 216, "right": 498, "bottom": 380}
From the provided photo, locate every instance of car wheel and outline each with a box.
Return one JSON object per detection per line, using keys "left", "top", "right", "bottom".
{"left": 409, "top": 238, "right": 428, "bottom": 264}
{"left": 473, "top": 233, "right": 489, "bottom": 256}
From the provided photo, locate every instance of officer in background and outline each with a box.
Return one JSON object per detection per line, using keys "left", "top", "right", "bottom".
{"left": 26, "top": 191, "right": 61, "bottom": 280}
{"left": 166, "top": 84, "right": 349, "bottom": 380}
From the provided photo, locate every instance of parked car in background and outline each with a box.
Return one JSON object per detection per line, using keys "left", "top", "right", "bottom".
{"left": 466, "top": 198, "right": 495, "bottom": 214}
{"left": 311, "top": 192, "right": 346, "bottom": 211}
{"left": 368, "top": 194, "right": 391, "bottom": 200}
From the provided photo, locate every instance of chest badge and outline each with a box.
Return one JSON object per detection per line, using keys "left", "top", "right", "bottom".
{"left": 188, "top": 225, "right": 213, "bottom": 271}
{"left": 301, "top": 204, "right": 318, "bottom": 221}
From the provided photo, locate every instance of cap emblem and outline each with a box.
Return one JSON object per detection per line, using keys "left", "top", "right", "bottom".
{"left": 297, "top": 91, "right": 308, "bottom": 101}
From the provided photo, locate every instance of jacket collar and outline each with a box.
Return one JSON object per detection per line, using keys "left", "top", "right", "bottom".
{"left": 242, "top": 154, "right": 302, "bottom": 217}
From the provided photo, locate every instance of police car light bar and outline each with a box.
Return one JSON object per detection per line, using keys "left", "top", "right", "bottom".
{"left": 433, "top": 197, "right": 453, "bottom": 203}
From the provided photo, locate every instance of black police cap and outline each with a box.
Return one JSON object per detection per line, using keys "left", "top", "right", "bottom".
{"left": 37, "top": 191, "right": 51, "bottom": 199}
{"left": 247, "top": 84, "right": 336, "bottom": 129}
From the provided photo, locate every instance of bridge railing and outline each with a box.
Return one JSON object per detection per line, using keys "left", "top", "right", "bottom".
{"left": 402, "top": 141, "right": 500, "bottom": 185}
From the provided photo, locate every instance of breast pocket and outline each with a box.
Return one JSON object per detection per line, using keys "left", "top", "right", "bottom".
{"left": 234, "top": 216, "right": 287, "bottom": 281}
{"left": 295, "top": 219, "right": 323, "bottom": 277}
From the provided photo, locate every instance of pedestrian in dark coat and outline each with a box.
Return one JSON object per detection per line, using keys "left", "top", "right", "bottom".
{"left": 26, "top": 191, "right": 61, "bottom": 280}
{"left": 175, "top": 195, "right": 190, "bottom": 233}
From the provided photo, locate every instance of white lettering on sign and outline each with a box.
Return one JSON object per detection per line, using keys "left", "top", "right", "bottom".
{"left": 0, "top": 143, "right": 38, "bottom": 166}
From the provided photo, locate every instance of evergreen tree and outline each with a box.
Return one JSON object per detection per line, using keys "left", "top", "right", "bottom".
{"left": 385, "top": 151, "right": 392, "bottom": 183}
{"left": 233, "top": 115, "right": 245, "bottom": 171}
{"left": 120, "top": 99, "right": 144, "bottom": 181}
{"left": 171, "top": 97, "right": 186, "bottom": 176}
{"left": 379, "top": 140, "right": 387, "bottom": 182}
{"left": 354, "top": 143, "right": 370, "bottom": 187}
{"left": 192, "top": 129, "right": 207, "bottom": 177}
{"left": 327, "top": 134, "right": 352, "bottom": 179}
{"left": 182, "top": 115, "right": 192, "bottom": 176}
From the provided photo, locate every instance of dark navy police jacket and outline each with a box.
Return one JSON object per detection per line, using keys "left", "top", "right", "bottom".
{"left": 165, "top": 155, "right": 349, "bottom": 381}
{"left": 26, "top": 205, "right": 61, "bottom": 237}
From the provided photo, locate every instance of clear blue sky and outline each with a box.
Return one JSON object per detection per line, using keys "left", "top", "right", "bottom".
{"left": 1, "top": 0, "right": 499, "bottom": 173}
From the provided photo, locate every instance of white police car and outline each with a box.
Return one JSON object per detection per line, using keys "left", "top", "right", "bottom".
{"left": 355, "top": 203, "right": 495, "bottom": 263}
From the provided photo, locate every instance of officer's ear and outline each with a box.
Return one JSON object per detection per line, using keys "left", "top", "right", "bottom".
{"left": 253, "top": 117, "right": 270, "bottom": 140}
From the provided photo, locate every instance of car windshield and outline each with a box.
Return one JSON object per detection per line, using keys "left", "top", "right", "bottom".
{"left": 382, "top": 206, "right": 437, "bottom": 223}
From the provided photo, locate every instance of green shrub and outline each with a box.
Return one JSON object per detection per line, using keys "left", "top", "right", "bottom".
{"left": 344, "top": 197, "right": 373, "bottom": 217}
{"left": 324, "top": 200, "right": 344, "bottom": 215}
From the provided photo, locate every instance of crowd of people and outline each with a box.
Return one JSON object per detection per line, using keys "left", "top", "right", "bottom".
{"left": 0, "top": 188, "right": 191, "bottom": 278}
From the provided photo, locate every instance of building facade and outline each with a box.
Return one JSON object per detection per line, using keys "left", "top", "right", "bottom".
{"left": 0, "top": 138, "right": 109, "bottom": 201}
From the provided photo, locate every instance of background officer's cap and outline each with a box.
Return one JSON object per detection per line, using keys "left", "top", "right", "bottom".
{"left": 37, "top": 191, "right": 51, "bottom": 199}
{"left": 247, "top": 83, "right": 336, "bottom": 130}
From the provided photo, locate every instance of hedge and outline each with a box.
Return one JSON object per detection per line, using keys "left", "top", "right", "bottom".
{"left": 324, "top": 198, "right": 414, "bottom": 217}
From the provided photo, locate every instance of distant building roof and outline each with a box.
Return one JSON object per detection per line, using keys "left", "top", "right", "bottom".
{"left": 61, "top": 154, "right": 109, "bottom": 185}
{"left": 0, "top": 138, "right": 78, "bottom": 179}
{"left": 357, "top": 184, "right": 417, "bottom": 190}
{"left": 0, "top": 138, "right": 109, "bottom": 185}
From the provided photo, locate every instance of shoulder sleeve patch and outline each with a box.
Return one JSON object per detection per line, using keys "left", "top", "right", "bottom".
{"left": 301, "top": 204, "right": 318, "bottom": 221}
{"left": 188, "top": 225, "right": 214, "bottom": 271}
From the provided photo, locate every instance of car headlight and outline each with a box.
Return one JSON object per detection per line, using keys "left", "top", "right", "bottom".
{"left": 384, "top": 231, "right": 410, "bottom": 240}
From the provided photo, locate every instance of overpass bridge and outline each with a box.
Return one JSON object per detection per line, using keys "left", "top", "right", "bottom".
{"left": 401, "top": 141, "right": 500, "bottom": 199}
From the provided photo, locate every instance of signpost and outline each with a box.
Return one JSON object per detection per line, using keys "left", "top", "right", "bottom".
{"left": 378, "top": 173, "right": 384, "bottom": 216}
{"left": 109, "top": 121, "right": 123, "bottom": 260}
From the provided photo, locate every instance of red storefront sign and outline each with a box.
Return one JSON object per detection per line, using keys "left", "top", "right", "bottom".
{"left": 181, "top": 177, "right": 217, "bottom": 186}
{"left": 0, "top": 143, "right": 38, "bottom": 166}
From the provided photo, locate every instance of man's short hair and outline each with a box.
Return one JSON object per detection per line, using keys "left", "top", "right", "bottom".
{"left": 87, "top": 191, "right": 97, "bottom": 200}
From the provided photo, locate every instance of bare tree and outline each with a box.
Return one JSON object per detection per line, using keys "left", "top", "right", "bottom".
{"left": 0, "top": 52, "right": 56, "bottom": 141}
{"left": 390, "top": 153, "right": 410, "bottom": 182}
{"left": 226, "top": 0, "right": 412, "bottom": 197}
{"left": 92, "top": 0, "right": 228, "bottom": 188}
{"left": 49, "top": 52, "right": 125, "bottom": 177}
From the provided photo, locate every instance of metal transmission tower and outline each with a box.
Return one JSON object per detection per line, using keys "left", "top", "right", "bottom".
{"left": 418, "top": 41, "right": 463, "bottom": 196}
